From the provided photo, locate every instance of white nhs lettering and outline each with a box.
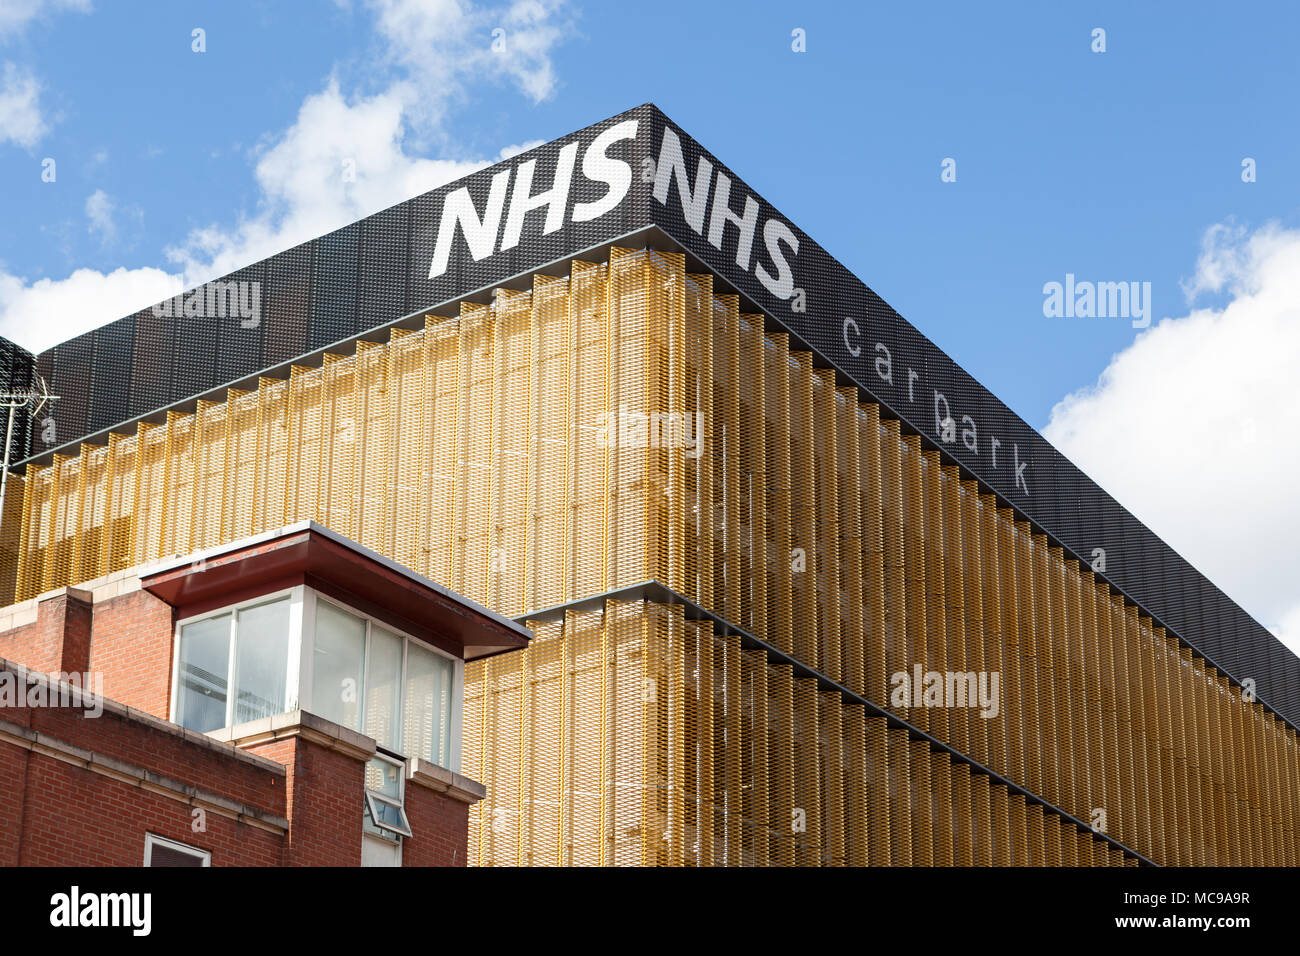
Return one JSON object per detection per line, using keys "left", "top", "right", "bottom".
{"left": 651, "top": 126, "right": 800, "bottom": 302}
{"left": 428, "top": 120, "right": 639, "bottom": 279}
{"left": 427, "top": 120, "right": 803, "bottom": 305}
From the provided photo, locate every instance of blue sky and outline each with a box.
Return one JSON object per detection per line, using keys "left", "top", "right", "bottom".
{"left": 1, "top": 0, "right": 1298, "bottom": 647}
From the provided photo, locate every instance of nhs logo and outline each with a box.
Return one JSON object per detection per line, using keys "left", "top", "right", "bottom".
{"left": 427, "top": 119, "right": 640, "bottom": 280}
{"left": 426, "top": 114, "right": 803, "bottom": 307}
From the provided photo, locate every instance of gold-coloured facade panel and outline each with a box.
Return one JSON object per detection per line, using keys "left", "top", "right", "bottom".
{"left": 7, "top": 248, "right": 1296, "bottom": 866}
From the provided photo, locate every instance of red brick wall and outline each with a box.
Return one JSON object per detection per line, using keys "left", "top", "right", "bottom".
{"left": 403, "top": 784, "right": 470, "bottom": 867}
{"left": 88, "top": 589, "right": 175, "bottom": 719}
{"left": 6, "top": 702, "right": 286, "bottom": 814}
{"left": 2, "top": 746, "right": 284, "bottom": 866}
{"left": 0, "top": 572, "right": 481, "bottom": 867}
{"left": 0, "top": 592, "right": 93, "bottom": 674}
{"left": 0, "top": 587, "right": 175, "bottom": 720}
{"left": 245, "top": 736, "right": 365, "bottom": 867}
{"left": 0, "top": 737, "right": 28, "bottom": 865}
{"left": 0, "top": 699, "right": 288, "bottom": 866}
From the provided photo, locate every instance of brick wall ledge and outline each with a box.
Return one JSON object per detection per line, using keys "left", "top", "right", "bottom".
{"left": 0, "top": 656, "right": 287, "bottom": 775}
{"left": 0, "top": 561, "right": 162, "bottom": 632}
{"left": 0, "top": 716, "right": 289, "bottom": 834}
{"left": 211, "top": 710, "right": 377, "bottom": 763}
{"left": 407, "top": 758, "right": 486, "bottom": 804}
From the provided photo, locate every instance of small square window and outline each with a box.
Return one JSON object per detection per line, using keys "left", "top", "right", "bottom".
{"left": 364, "top": 754, "right": 412, "bottom": 839}
{"left": 144, "top": 834, "right": 210, "bottom": 867}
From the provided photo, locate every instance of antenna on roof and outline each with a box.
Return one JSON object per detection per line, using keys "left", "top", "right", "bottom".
{"left": 0, "top": 373, "right": 60, "bottom": 525}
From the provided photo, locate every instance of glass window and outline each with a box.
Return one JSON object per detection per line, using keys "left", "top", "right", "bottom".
{"left": 365, "top": 753, "right": 402, "bottom": 799}
{"left": 144, "top": 834, "right": 210, "bottom": 867}
{"left": 177, "top": 613, "right": 231, "bottom": 733}
{"left": 364, "top": 754, "right": 412, "bottom": 839}
{"left": 175, "top": 595, "right": 294, "bottom": 734}
{"left": 403, "top": 640, "right": 453, "bottom": 766}
{"left": 309, "top": 596, "right": 459, "bottom": 770}
{"left": 233, "top": 598, "right": 291, "bottom": 724}
{"left": 312, "top": 600, "right": 366, "bottom": 731}
{"left": 364, "top": 626, "right": 403, "bottom": 752}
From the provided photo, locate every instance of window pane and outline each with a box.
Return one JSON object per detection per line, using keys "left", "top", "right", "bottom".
{"left": 233, "top": 598, "right": 291, "bottom": 725}
{"left": 177, "top": 614, "right": 231, "bottom": 733}
{"left": 365, "top": 626, "right": 403, "bottom": 752}
{"left": 312, "top": 600, "right": 366, "bottom": 731}
{"left": 403, "top": 641, "right": 452, "bottom": 766}
{"left": 147, "top": 841, "right": 207, "bottom": 867}
{"left": 365, "top": 755, "right": 402, "bottom": 799}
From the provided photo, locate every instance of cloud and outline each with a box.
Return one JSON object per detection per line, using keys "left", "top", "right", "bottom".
{"left": 0, "top": 266, "right": 182, "bottom": 354}
{"left": 365, "top": 0, "right": 567, "bottom": 131}
{"left": 163, "top": 80, "right": 541, "bottom": 281}
{"left": 1043, "top": 222, "right": 1300, "bottom": 657}
{"left": 85, "top": 189, "right": 116, "bottom": 244}
{"left": 0, "top": 0, "right": 568, "bottom": 354}
{"left": 0, "top": 0, "right": 93, "bottom": 146}
{"left": 1273, "top": 606, "right": 1300, "bottom": 660}
{"left": 0, "top": 0, "right": 91, "bottom": 38}
{"left": 0, "top": 62, "right": 47, "bottom": 147}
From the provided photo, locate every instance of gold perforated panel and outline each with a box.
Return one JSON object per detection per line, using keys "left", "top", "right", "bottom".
{"left": 10, "top": 247, "right": 1296, "bottom": 866}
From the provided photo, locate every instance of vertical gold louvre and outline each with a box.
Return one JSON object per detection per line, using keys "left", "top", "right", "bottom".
{"left": 465, "top": 597, "right": 1131, "bottom": 867}
{"left": 8, "top": 247, "right": 1297, "bottom": 866}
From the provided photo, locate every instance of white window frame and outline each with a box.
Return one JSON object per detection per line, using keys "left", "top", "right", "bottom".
{"left": 169, "top": 585, "right": 305, "bottom": 730}
{"left": 166, "top": 585, "right": 464, "bottom": 773}
{"left": 143, "top": 833, "right": 211, "bottom": 867}
{"left": 364, "top": 750, "right": 413, "bottom": 840}
{"left": 305, "top": 590, "right": 464, "bottom": 773}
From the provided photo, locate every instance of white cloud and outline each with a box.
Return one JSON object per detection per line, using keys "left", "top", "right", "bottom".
{"left": 1044, "top": 222, "right": 1300, "bottom": 657}
{"left": 366, "top": 0, "right": 567, "bottom": 131}
{"left": 0, "top": 0, "right": 568, "bottom": 354}
{"left": 1273, "top": 605, "right": 1300, "bottom": 659}
{"left": 0, "top": 266, "right": 181, "bottom": 353}
{"left": 0, "top": 61, "right": 47, "bottom": 147}
{"left": 0, "top": 0, "right": 90, "bottom": 38}
{"left": 84, "top": 189, "right": 115, "bottom": 244}
{"left": 163, "top": 80, "right": 541, "bottom": 281}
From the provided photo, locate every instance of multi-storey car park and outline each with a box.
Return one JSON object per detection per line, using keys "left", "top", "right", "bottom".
{"left": 2, "top": 105, "right": 1297, "bottom": 867}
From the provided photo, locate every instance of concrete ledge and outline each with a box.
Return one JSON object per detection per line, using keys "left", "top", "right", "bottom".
{"left": 0, "top": 600, "right": 38, "bottom": 632}
{"left": 212, "top": 710, "right": 377, "bottom": 763}
{"left": 0, "top": 656, "right": 286, "bottom": 775}
{"left": 33, "top": 585, "right": 94, "bottom": 606}
{"left": 0, "top": 561, "right": 163, "bottom": 625}
{"left": 0, "top": 586, "right": 93, "bottom": 633}
{"left": 407, "top": 758, "right": 486, "bottom": 804}
{"left": 0, "top": 717, "right": 289, "bottom": 833}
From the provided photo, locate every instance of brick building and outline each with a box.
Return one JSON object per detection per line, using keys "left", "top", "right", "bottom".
{"left": 0, "top": 521, "right": 530, "bottom": 866}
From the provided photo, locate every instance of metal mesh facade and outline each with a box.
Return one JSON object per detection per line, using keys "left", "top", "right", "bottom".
{"left": 465, "top": 598, "right": 1131, "bottom": 867}
{"left": 9, "top": 249, "right": 1299, "bottom": 865}
{"left": 19, "top": 105, "right": 1300, "bottom": 736}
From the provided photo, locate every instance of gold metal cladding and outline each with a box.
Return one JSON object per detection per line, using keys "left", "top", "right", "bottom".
{"left": 10, "top": 247, "right": 1297, "bottom": 865}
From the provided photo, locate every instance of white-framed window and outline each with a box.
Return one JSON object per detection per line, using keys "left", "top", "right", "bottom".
{"left": 170, "top": 587, "right": 304, "bottom": 734}
{"left": 306, "top": 593, "right": 463, "bottom": 772}
{"left": 169, "top": 587, "right": 464, "bottom": 773}
{"left": 363, "top": 751, "right": 413, "bottom": 840}
{"left": 143, "top": 833, "right": 211, "bottom": 867}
